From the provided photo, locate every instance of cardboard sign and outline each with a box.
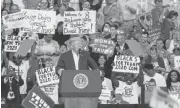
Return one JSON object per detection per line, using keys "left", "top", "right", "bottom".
{"left": 63, "top": 11, "right": 96, "bottom": 34}
{"left": 35, "top": 66, "right": 59, "bottom": 87}
{"left": 112, "top": 55, "right": 140, "bottom": 73}
{"left": 89, "top": 38, "right": 115, "bottom": 55}
{"left": 15, "top": 39, "right": 35, "bottom": 57}
{"left": 174, "top": 56, "right": 180, "bottom": 68}
{"left": 150, "top": 87, "right": 179, "bottom": 108}
{"left": 22, "top": 85, "right": 55, "bottom": 108}
{"left": 2, "top": 11, "right": 28, "bottom": 30}
{"left": 125, "top": 40, "right": 144, "bottom": 56}
{"left": 4, "top": 35, "right": 21, "bottom": 52}
{"left": 20, "top": 9, "right": 56, "bottom": 34}
{"left": 99, "top": 89, "right": 112, "bottom": 101}
{"left": 148, "top": 28, "right": 161, "bottom": 43}
{"left": 40, "top": 84, "right": 59, "bottom": 104}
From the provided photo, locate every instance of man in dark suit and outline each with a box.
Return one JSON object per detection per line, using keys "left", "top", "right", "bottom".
{"left": 56, "top": 37, "right": 99, "bottom": 75}
{"left": 56, "top": 37, "right": 100, "bottom": 108}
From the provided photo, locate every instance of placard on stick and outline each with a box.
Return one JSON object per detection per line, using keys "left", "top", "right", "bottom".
{"left": 112, "top": 55, "right": 140, "bottom": 74}
{"left": 22, "top": 85, "right": 55, "bottom": 108}
{"left": 126, "top": 40, "right": 144, "bottom": 56}
{"left": 4, "top": 35, "right": 21, "bottom": 52}
{"left": 63, "top": 11, "right": 96, "bottom": 34}
{"left": 36, "top": 66, "right": 59, "bottom": 87}
{"left": 89, "top": 38, "right": 115, "bottom": 55}
{"left": 15, "top": 39, "right": 35, "bottom": 57}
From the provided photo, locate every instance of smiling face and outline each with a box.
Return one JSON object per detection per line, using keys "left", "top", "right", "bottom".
{"left": 82, "top": 1, "right": 90, "bottom": 10}
{"left": 171, "top": 71, "right": 178, "bottom": 82}
{"left": 156, "top": 40, "right": 164, "bottom": 49}
{"left": 98, "top": 55, "right": 106, "bottom": 66}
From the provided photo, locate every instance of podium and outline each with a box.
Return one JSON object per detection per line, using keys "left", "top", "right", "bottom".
{"left": 60, "top": 70, "right": 101, "bottom": 108}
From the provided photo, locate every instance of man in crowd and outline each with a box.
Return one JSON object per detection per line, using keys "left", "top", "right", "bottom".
{"left": 143, "top": 64, "right": 167, "bottom": 92}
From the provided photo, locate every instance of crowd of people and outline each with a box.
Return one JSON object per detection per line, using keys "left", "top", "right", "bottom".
{"left": 1, "top": 0, "right": 180, "bottom": 107}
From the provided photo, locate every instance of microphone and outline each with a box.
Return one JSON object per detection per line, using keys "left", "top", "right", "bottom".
{"left": 79, "top": 48, "right": 82, "bottom": 54}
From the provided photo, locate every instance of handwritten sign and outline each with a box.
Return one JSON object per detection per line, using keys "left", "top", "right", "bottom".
{"left": 22, "top": 85, "right": 55, "bottom": 108}
{"left": 35, "top": 66, "right": 59, "bottom": 87}
{"left": 148, "top": 28, "right": 161, "bottom": 43}
{"left": 4, "top": 35, "right": 21, "bottom": 52}
{"left": 20, "top": 9, "right": 56, "bottom": 34}
{"left": 174, "top": 56, "right": 180, "bottom": 68}
{"left": 2, "top": 11, "right": 28, "bottom": 30}
{"left": 99, "top": 89, "right": 112, "bottom": 101}
{"left": 89, "top": 38, "right": 115, "bottom": 55}
{"left": 40, "top": 84, "right": 59, "bottom": 104}
{"left": 63, "top": 11, "right": 96, "bottom": 34}
{"left": 113, "top": 55, "right": 140, "bottom": 73}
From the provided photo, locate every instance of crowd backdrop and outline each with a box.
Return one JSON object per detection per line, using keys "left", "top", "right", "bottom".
{"left": 1, "top": 0, "right": 180, "bottom": 108}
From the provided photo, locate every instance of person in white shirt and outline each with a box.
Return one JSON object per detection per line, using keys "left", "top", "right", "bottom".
{"left": 99, "top": 70, "right": 113, "bottom": 104}
{"left": 113, "top": 73, "right": 140, "bottom": 104}
{"left": 143, "top": 64, "right": 167, "bottom": 92}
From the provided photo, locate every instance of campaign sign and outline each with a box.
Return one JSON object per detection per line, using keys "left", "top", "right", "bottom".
{"left": 36, "top": 66, "right": 59, "bottom": 87}
{"left": 148, "top": 28, "right": 161, "bottom": 43}
{"left": 112, "top": 55, "right": 140, "bottom": 73}
{"left": 20, "top": 9, "right": 56, "bottom": 34}
{"left": 4, "top": 35, "right": 21, "bottom": 52}
{"left": 89, "top": 38, "right": 115, "bottom": 55}
{"left": 63, "top": 11, "right": 96, "bottom": 34}
{"left": 22, "top": 85, "right": 55, "bottom": 108}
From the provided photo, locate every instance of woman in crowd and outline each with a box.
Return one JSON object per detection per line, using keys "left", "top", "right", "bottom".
{"left": 161, "top": 11, "right": 178, "bottom": 41}
{"left": 56, "top": 4, "right": 66, "bottom": 25}
{"left": 3, "top": 52, "right": 32, "bottom": 105}
{"left": 1, "top": 9, "right": 9, "bottom": 16}
{"left": 2, "top": 0, "right": 13, "bottom": 12}
{"left": 166, "top": 30, "right": 180, "bottom": 54}
{"left": 36, "top": 0, "right": 52, "bottom": 10}
{"left": 156, "top": 38, "right": 169, "bottom": 58}
{"left": 166, "top": 70, "right": 180, "bottom": 94}
{"left": 101, "top": 22, "right": 111, "bottom": 37}
{"left": 34, "top": 34, "right": 60, "bottom": 67}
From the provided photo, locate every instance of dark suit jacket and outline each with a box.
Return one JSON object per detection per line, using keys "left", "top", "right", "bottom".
{"left": 56, "top": 50, "right": 98, "bottom": 72}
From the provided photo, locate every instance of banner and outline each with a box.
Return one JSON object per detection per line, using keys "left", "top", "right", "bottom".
{"left": 20, "top": 9, "right": 56, "bottom": 34}
{"left": 150, "top": 87, "right": 180, "bottom": 108}
{"left": 148, "top": 28, "right": 161, "bottom": 43}
{"left": 4, "top": 35, "right": 22, "bottom": 52}
{"left": 40, "top": 84, "right": 59, "bottom": 104}
{"left": 35, "top": 66, "right": 59, "bottom": 87}
{"left": 112, "top": 55, "right": 140, "bottom": 73}
{"left": 89, "top": 38, "right": 115, "bottom": 55}
{"left": 22, "top": 85, "right": 55, "bottom": 108}
{"left": 2, "top": 11, "right": 28, "bottom": 30}
{"left": 174, "top": 56, "right": 180, "bottom": 68}
{"left": 63, "top": 11, "right": 96, "bottom": 34}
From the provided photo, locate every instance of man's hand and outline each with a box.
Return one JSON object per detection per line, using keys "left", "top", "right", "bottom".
{"left": 58, "top": 69, "right": 64, "bottom": 76}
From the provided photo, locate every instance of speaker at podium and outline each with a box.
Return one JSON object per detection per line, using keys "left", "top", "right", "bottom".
{"left": 60, "top": 70, "right": 101, "bottom": 108}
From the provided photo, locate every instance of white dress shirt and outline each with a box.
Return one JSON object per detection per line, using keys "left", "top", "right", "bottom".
{"left": 72, "top": 50, "right": 80, "bottom": 70}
